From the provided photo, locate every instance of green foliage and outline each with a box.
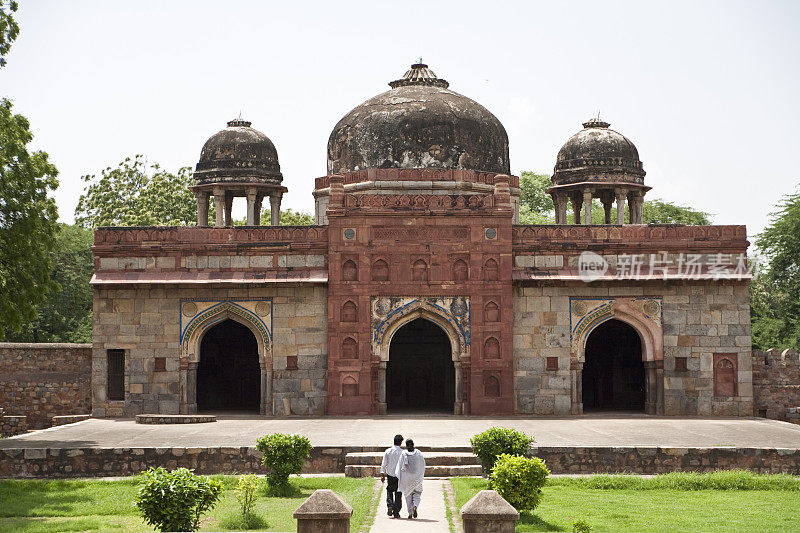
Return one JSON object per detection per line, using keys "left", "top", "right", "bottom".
{"left": 470, "top": 427, "right": 535, "bottom": 474}
{"left": 753, "top": 187, "right": 800, "bottom": 350}
{"left": 255, "top": 433, "right": 312, "bottom": 495}
{"left": 572, "top": 518, "right": 593, "bottom": 533}
{"left": 489, "top": 453, "right": 550, "bottom": 511}
{"left": 234, "top": 474, "right": 263, "bottom": 528}
{"left": 6, "top": 224, "right": 93, "bottom": 342}
{"left": 549, "top": 470, "right": 800, "bottom": 491}
{"left": 0, "top": 1, "right": 19, "bottom": 68}
{"left": 516, "top": 170, "right": 711, "bottom": 225}
{"left": 279, "top": 208, "right": 314, "bottom": 226}
{"left": 134, "top": 467, "right": 222, "bottom": 532}
{"left": 0, "top": 98, "right": 59, "bottom": 340}
{"left": 75, "top": 155, "right": 201, "bottom": 228}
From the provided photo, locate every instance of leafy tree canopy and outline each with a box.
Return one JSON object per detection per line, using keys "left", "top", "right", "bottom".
{"left": 752, "top": 188, "right": 800, "bottom": 349}
{"left": 517, "top": 170, "right": 711, "bottom": 225}
{"left": 6, "top": 224, "right": 93, "bottom": 343}
{"left": 0, "top": 98, "right": 59, "bottom": 339}
{"left": 75, "top": 155, "right": 198, "bottom": 228}
{"left": 279, "top": 208, "right": 313, "bottom": 226}
{"left": 0, "top": 1, "right": 19, "bottom": 68}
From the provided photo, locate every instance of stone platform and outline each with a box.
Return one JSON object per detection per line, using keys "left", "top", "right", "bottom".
{"left": 135, "top": 414, "right": 216, "bottom": 424}
{"left": 2, "top": 415, "right": 800, "bottom": 478}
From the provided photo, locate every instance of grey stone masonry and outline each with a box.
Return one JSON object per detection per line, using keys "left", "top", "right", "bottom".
{"left": 460, "top": 490, "right": 519, "bottom": 533}
{"left": 294, "top": 489, "right": 353, "bottom": 533}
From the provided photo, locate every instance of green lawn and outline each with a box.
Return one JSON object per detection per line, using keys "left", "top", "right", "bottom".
{"left": 452, "top": 472, "right": 800, "bottom": 532}
{"left": 0, "top": 475, "right": 378, "bottom": 532}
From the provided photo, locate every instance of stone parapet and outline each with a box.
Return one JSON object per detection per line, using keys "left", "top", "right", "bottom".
{"left": 314, "top": 168, "right": 520, "bottom": 190}
{"left": 753, "top": 348, "right": 800, "bottom": 420}
{"left": 1, "top": 415, "right": 27, "bottom": 437}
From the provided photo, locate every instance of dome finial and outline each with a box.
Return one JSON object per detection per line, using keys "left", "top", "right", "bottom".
{"left": 583, "top": 115, "right": 610, "bottom": 129}
{"left": 227, "top": 115, "right": 252, "bottom": 128}
{"left": 389, "top": 61, "right": 449, "bottom": 89}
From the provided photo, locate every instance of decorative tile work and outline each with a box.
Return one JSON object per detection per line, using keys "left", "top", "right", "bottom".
{"left": 569, "top": 297, "right": 662, "bottom": 353}
{"left": 371, "top": 296, "right": 470, "bottom": 350}
{"left": 180, "top": 299, "right": 273, "bottom": 346}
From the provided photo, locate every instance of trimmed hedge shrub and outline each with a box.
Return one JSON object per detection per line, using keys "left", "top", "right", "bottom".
{"left": 490, "top": 453, "right": 550, "bottom": 511}
{"left": 470, "top": 427, "right": 535, "bottom": 474}
{"left": 255, "top": 433, "right": 313, "bottom": 495}
{"left": 134, "top": 467, "right": 222, "bottom": 532}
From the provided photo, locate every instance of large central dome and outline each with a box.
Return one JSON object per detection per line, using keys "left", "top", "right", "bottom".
{"left": 326, "top": 63, "right": 510, "bottom": 175}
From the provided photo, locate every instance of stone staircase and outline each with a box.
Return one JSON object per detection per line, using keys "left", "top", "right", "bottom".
{"left": 344, "top": 447, "right": 482, "bottom": 477}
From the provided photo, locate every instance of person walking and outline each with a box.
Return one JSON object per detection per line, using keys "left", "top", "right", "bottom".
{"left": 380, "top": 434, "right": 405, "bottom": 519}
{"left": 395, "top": 438, "right": 425, "bottom": 519}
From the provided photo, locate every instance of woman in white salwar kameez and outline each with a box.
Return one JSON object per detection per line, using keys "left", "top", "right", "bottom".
{"left": 395, "top": 438, "right": 426, "bottom": 519}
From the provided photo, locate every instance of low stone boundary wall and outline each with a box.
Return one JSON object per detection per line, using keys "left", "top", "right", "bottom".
{"left": 2, "top": 445, "right": 800, "bottom": 478}
{"left": 52, "top": 415, "right": 91, "bottom": 427}
{"left": 135, "top": 414, "right": 216, "bottom": 424}
{"left": 1, "top": 415, "right": 27, "bottom": 437}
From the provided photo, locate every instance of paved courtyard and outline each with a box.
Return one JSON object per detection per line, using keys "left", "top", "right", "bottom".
{"left": 3, "top": 415, "right": 800, "bottom": 449}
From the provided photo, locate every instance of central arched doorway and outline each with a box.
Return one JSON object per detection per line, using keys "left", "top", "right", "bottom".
{"left": 582, "top": 319, "right": 645, "bottom": 412}
{"left": 387, "top": 318, "right": 455, "bottom": 413}
{"left": 197, "top": 319, "right": 260, "bottom": 411}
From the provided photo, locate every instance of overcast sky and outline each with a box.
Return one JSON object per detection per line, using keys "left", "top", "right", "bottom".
{"left": 3, "top": 1, "right": 799, "bottom": 239}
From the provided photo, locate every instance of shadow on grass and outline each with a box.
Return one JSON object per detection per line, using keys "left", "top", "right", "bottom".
{"left": 518, "top": 511, "right": 565, "bottom": 532}
{"left": 217, "top": 511, "right": 269, "bottom": 531}
{"left": 0, "top": 480, "right": 94, "bottom": 518}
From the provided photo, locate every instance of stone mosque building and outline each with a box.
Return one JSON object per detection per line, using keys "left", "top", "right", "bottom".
{"left": 89, "top": 63, "right": 753, "bottom": 419}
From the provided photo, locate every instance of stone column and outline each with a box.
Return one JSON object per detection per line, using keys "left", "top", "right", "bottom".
{"left": 187, "top": 362, "right": 198, "bottom": 414}
{"left": 224, "top": 194, "right": 233, "bottom": 226}
{"left": 378, "top": 361, "right": 387, "bottom": 415}
{"left": 553, "top": 194, "right": 568, "bottom": 224}
{"left": 293, "top": 489, "right": 353, "bottom": 533}
{"left": 254, "top": 194, "right": 264, "bottom": 226}
{"left": 583, "top": 189, "right": 593, "bottom": 225}
{"left": 615, "top": 189, "right": 627, "bottom": 225}
{"left": 460, "top": 490, "right": 519, "bottom": 533}
{"left": 270, "top": 193, "right": 282, "bottom": 226}
{"left": 246, "top": 188, "right": 258, "bottom": 226}
{"left": 260, "top": 361, "right": 273, "bottom": 416}
{"left": 602, "top": 196, "right": 614, "bottom": 224}
{"left": 454, "top": 360, "right": 463, "bottom": 415}
{"left": 644, "top": 361, "right": 658, "bottom": 415}
{"left": 213, "top": 188, "right": 225, "bottom": 228}
{"left": 656, "top": 360, "right": 665, "bottom": 415}
{"left": 571, "top": 360, "right": 583, "bottom": 415}
{"left": 195, "top": 192, "right": 209, "bottom": 227}
{"left": 634, "top": 195, "right": 645, "bottom": 223}
{"left": 572, "top": 195, "right": 583, "bottom": 225}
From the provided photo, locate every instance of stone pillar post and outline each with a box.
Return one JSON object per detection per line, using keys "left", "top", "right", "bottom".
{"left": 572, "top": 195, "right": 583, "bottom": 224}
{"left": 634, "top": 195, "right": 645, "bottom": 223}
{"left": 460, "top": 490, "right": 519, "bottom": 533}
{"left": 378, "top": 361, "right": 387, "bottom": 415}
{"left": 644, "top": 360, "right": 658, "bottom": 415}
{"left": 246, "top": 188, "right": 258, "bottom": 226}
{"left": 187, "top": 362, "right": 198, "bottom": 414}
{"left": 571, "top": 359, "right": 583, "bottom": 415}
{"left": 326, "top": 174, "right": 345, "bottom": 219}
{"left": 656, "top": 360, "right": 664, "bottom": 415}
{"left": 615, "top": 189, "right": 627, "bottom": 225}
{"left": 213, "top": 188, "right": 225, "bottom": 228}
{"left": 583, "top": 189, "right": 593, "bottom": 225}
{"left": 270, "top": 193, "right": 282, "bottom": 226}
{"left": 553, "top": 194, "right": 568, "bottom": 224}
{"left": 254, "top": 194, "right": 264, "bottom": 226}
{"left": 224, "top": 194, "right": 233, "bottom": 226}
{"left": 293, "top": 489, "right": 353, "bottom": 533}
{"left": 454, "top": 360, "right": 463, "bottom": 415}
{"left": 195, "top": 192, "right": 209, "bottom": 227}
{"left": 260, "top": 361, "right": 273, "bottom": 416}
{"left": 493, "top": 174, "right": 512, "bottom": 209}
{"left": 602, "top": 197, "right": 613, "bottom": 224}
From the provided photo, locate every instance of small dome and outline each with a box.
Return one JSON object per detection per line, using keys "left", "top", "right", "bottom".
{"left": 194, "top": 118, "right": 282, "bottom": 185}
{"left": 326, "top": 63, "right": 510, "bottom": 175}
{"left": 552, "top": 118, "right": 644, "bottom": 186}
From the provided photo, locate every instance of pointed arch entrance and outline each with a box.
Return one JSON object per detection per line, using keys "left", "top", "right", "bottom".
{"left": 387, "top": 318, "right": 455, "bottom": 412}
{"left": 582, "top": 319, "right": 645, "bottom": 411}
{"left": 197, "top": 319, "right": 260, "bottom": 411}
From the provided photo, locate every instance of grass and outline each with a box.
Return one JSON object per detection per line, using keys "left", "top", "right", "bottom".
{"left": 0, "top": 475, "right": 377, "bottom": 532}
{"left": 451, "top": 471, "right": 800, "bottom": 532}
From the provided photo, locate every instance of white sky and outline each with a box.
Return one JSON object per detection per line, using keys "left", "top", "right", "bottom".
{"left": 3, "top": 0, "right": 799, "bottom": 240}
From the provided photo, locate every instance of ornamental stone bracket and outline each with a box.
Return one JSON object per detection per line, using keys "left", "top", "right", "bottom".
{"left": 178, "top": 299, "right": 274, "bottom": 416}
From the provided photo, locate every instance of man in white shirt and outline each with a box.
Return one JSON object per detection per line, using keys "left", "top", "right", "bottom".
{"left": 395, "top": 438, "right": 425, "bottom": 519}
{"left": 380, "top": 434, "right": 405, "bottom": 519}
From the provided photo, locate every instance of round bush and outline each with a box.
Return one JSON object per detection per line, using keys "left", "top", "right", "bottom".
{"left": 134, "top": 467, "right": 222, "bottom": 532}
{"left": 490, "top": 453, "right": 550, "bottom": 511}
{"left": 255, "top": 433, "right": 312, "bottom": 494}
{"left": 470, "top": 427, "right": 535, "bottom": 474}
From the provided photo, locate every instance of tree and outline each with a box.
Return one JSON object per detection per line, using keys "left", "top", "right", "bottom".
{"left": 75, "top": 155, "right": 199, "bottom": 228}
{"left": 279, "top": 208, "right": 313, "bottom": 226}
{"left": 517, "top": 170, "right": 711, "bottom": 225}
{"left": 0, "top": 1, "right": 19, "bottom": 68}
{"left": 0, "top": 98, "right": 59, "bottom": 339}
{"left": 6, "top": 224, "right": 93, "bottom": 343}
{"left": 752, "top": 188, "right": 800, "bottom": 349}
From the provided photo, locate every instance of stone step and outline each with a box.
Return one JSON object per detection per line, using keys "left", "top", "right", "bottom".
{"left": 345, "top": 464, "right": 483, "bottom": 478}
{"left": 345, "top": 451, "right": 481, "bottom": 466}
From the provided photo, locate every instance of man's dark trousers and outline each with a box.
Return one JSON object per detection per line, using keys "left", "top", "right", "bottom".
{"left": 385, "top": 475, "right": 402, "bottom": 516}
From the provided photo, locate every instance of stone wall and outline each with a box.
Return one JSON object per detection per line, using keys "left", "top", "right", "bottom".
{"left": 0, "top": 343, "right": 92, "bottom": 429}
{"left": 92, "top": 285, "right": 328, "bottom": 417}
{"left": 513, "top": 281, "right": 753, "bottom": 416}
{"left": 752, "top": 348, "right": 800, "bottom": 420}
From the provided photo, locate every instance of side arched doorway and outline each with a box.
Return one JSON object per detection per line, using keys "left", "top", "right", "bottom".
{"left": 582, "top": 319, "right": 645, "bottom": 412}
{"left": 197, "top": 319, "right": 260, "bottom": 411}
{"left": 387, "top": 318, "right": 455, "bottom": 413}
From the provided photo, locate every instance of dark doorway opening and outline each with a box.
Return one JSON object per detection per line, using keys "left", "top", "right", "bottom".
{"left": 582, "top": 319, "right": 645, "bottom": 411}
{"left": 387, "top": 318, "right": 455, "bottom": 413}
{"left": 198, "top": 319, "right": 260, "bottom": 411}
